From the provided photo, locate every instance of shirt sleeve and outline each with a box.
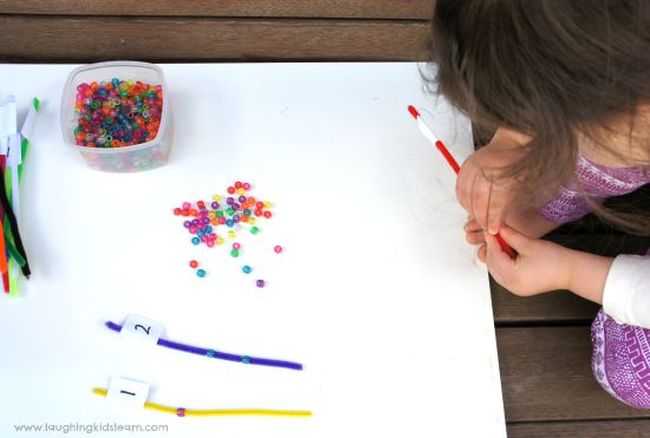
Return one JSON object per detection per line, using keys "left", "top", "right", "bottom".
{"left": 602, "top": 254, "right": 650, "bottom": 329}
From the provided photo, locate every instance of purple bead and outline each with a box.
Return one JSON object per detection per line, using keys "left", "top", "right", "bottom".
{"left": 191, "top": 219, "right": 199, "bottom": 226}
{"left": 183, "top": 220, "right": 191, "bottom": 228}
{"left": 189, "top": 226, "right": 198, "bottom": 234}
{"left": 201, "top": 217, "right": 210, "bottom": 225}
{"left": 238, "top": 196, "right": 246, "bottom": 203}
{"left": 233, "top": 215, "right": 240, "bottom": 223}
{"left": 211, "top": 201, "right": 219, "bottom": 209}
{"left": 256, "top": 279, "right": 265, "bottom": 288}
{"left": 226, "top": 197, "right": 234, "bottom": 205}
{"left": 232, "top": 203, "right": 240, "bottom": 210}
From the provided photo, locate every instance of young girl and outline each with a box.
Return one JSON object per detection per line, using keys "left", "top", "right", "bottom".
{"left": 426, "top": 0, "right": 650, "bottom": 408}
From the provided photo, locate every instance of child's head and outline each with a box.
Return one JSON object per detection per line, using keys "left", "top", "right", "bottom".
{"left": 425, "top": 0, "right": 649, "bottom": 232}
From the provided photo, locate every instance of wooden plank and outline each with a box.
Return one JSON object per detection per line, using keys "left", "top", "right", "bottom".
{"left": 492, "top": 278, "right": 599, "bottom": 324}
{"left": 497, "top": 327, "right": 650, "bottom": 422}
{"left": 0, "top": 16, "right": 429, "bottom": 62}
{"left": 0, "top": 1, "right": 433, "bottom": 20}
{"left": 508, "top": 419, "right": 650, "bottom": 438}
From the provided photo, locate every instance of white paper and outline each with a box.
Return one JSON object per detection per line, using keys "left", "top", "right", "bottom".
{"left": 0, "top": 63, "right": 505, "bottom": 438}
{"left": 0, "top": 95, "right": 16, "bottom": 139}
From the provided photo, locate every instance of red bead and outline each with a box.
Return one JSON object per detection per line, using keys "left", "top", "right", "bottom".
{"left": 197, "top": 200, "right": 206, "bottom": 209}
{"left": 256, "top": 202, "right": 264, "bottom": 209}
{"left": 218, "top": 217, "right": 226, "bottom": 225}
{"left": 263, "top": 211, "right": 272, "bottom": 218}
{"left": 173, "top": 208, "right": 182, "bottom": 215}
{"left": 234, "top": 181, "right": 243, "bottom": 189}
{"left": 254, "top": 210, "right": 262, "bottom": 217}
{"left": 227, "top": 186, "right": 236, "bottom": 194}
{"left": 189, "top": 260, "right": 198, "bottom": 268}
{"left": 181, "top": 209, "right": 190, "bottom": 216}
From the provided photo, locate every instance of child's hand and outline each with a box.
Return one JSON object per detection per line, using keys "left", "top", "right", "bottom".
{"left": 463, "top": 210, "right": 561, "bottom": 245}
{"left": 478, "top": 226, "right": 572, "bottom": 296}
{"left": 456, "top": 129, "right": 530, "bottom": 235}
{"left": 479, "top": 226, "right": 612, "bottom": 304}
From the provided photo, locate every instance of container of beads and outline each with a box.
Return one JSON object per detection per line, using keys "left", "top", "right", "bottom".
{"left": 61, "top": 61, "right": 172, "bottom": 172}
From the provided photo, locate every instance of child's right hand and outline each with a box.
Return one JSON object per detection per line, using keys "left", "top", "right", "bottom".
{"left": 456, "top": 128, "right": 531, "bottom": 235}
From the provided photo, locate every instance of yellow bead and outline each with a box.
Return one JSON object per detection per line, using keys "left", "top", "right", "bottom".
{"left": 249, "top": 217, "right": 256, "bottom": 225}
{"left": 212, "top": 195, "right": 221, "bottom": 201}
{"left": 264, "top": 201, "right": 272, "bottom": 208}
{"left": 216, "top": 237, "right": 225, "bottom": 245}
{"left": 237, "top": 188, "right": 245, "bottom": 195}
{"left": 228, "top": 230, "right": 236, "bottom": 239}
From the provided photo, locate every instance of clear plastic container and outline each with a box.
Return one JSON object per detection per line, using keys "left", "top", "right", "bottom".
{"left": 61, "top": 61, "right": 172, "bottom": 172}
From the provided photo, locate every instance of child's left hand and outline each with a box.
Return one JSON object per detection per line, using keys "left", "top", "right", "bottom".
{"left": 478, "top": 226, "right": 573, "bottom": 296}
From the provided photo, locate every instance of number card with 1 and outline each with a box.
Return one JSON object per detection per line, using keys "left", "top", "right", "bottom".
{"left": 105, "top": 376, "right": 150, "bottom": 409}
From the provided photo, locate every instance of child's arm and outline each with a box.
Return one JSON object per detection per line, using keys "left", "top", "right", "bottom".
{"left": 480, "top": 226, "right": 650, "bottom": 329}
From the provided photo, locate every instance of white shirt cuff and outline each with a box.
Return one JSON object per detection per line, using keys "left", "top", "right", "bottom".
{"left": 602, "top": 254, "right": 650, "bottom": 328}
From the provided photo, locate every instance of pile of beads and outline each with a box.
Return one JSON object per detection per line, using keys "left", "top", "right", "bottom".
{"left": 172, "top": 181, "right": 274, "bottom": 251}
{"left": 174, "top": 181, "right": 278, "bottom": 286}
{"left": 74, "top": 78, "right": 163, "bottom": 148}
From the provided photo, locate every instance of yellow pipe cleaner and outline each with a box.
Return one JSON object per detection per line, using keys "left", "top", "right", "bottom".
{"left": 92, "top": 388, "right": 312, "bottom": 418}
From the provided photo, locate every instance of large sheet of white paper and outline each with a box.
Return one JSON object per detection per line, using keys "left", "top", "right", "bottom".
{"left": 0, "top": 63, "right": 505, "bottom": 437}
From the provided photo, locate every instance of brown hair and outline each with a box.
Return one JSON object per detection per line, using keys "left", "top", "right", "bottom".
{"left": 424, "top": 0, "right": 650, "bottom": 234}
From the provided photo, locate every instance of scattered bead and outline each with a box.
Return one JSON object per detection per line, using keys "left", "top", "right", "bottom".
{"left": 274, "top": 245, "right": 283, "bottom": 254}
{"left": 250, "top": 226, "right": 260, "bottom": 234}
{"left": 191, "top": 237, "right": 200, "bottom": 245}
{"left": 189, "top": 260, "right": 198, "bottom": 269}
{"left": 196, "top": 269, "right": 206, "bottom": 278}
{"left": 256, "top": 279, "right": 265, "bottom": 288}
{"left": 242, "top": 265, "right": 252, "bottom": 274}
{"left": 232, "top": 242, "right": 241, "bottom": 250}
{"left": 230, "top": 249, "right": 240, "bottom": 257}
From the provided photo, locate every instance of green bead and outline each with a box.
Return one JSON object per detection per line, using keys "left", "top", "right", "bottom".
{"left": 216, "top": 210, "right": 224, "bottom": 218}
{"left": 230, "top": 249, "right": 240, "bottom": 257}
{"left": 250, "top": 226, "right": 259, "bottom": 235}
{"left": 226, "top": 208, "right": 235, "bottom": 216}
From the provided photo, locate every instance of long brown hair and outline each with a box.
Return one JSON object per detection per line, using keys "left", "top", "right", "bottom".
{"left": 424, "top": 0, "right": 650, "bottom": 234}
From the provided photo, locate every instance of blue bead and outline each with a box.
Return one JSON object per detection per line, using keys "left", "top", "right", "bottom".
{"left": 191, "top": 237, "right": 200, "bottom": 245}
{"left": 205, "top": 225, "right": 213, "bottom": 233}
{"left": 226, "top": 219, "right": 234, "bottom": 227}
{"left": 197, "top": 230, "right": 204, "bottom": 237}
{"left": 206, "top": 349, "right": 215, "bottom": 358}
{"left": 196, "top": 269, "right": 206, "bottom": 278}
{"left": 241, "top": 355, "right": 251, "bottom": 364}
{"left": 242, "top": 265, "right": 252, "bottom": 274}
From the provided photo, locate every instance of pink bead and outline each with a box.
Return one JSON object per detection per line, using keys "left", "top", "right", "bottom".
{"left": 182, "top": 202, "right": 191, "bottom": 209}
{"left": 243, "top": 182, "right": 251, "bottom": 190}
{"left": 274, "top": 245, "right": 283, "bottom": 254}
{"left": 232, "top": 242, "right": 241, "bottom": 250}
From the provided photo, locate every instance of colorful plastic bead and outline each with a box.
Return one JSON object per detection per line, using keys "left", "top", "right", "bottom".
{"left": 196, "top": 269, "right": 206, "bottom": 278}
{"left": 191, "top": 237, "right": 200, "bottom": 245}
{"left": 189, "top": 260, "right": 199, "bottom": 269}
{"left": 256, "top": 279, "right": 265, "bottom": 288}
{"left": 250, "top": 226, "right": 260, "bottom": 234}
{"left": 177, "top": 408, "right": 186, "bottom": 417}
{"left": 242, "top": 265, "right": 252, "bottom": 274}
{"left": 263, "top": 211, "right": 272, "bottom": 218}
{"left": 232, "top": 242, "right": 241, "bottom": 250}
{"left": 241, "top": 355, "right": 251, "bottom": 364}
{"left": 230, "top": 249, "right": 240, "bottom": 257}
{"left": 274, "top": 245, "right": 283, "bottom": 254}
{"left": 206, "top": 349, "right": 215, "bottom": 358}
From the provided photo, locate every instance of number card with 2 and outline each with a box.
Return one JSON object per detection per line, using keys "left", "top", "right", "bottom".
{"left": 120, "top": 314, "right": 165, "bottom": 345}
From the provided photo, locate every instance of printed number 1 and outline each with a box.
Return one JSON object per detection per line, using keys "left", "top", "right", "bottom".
{"left": 120, "top": 390, "right": 136, "bottom": 396}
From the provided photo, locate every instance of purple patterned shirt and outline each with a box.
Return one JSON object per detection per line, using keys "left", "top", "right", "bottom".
{"left": 540, "top": 155, "right": 650, "bottom": 223}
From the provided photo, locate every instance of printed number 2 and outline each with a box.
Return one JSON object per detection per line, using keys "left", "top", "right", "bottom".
{"left": 134, "top": 324, "right": 151, "bottom": 335}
